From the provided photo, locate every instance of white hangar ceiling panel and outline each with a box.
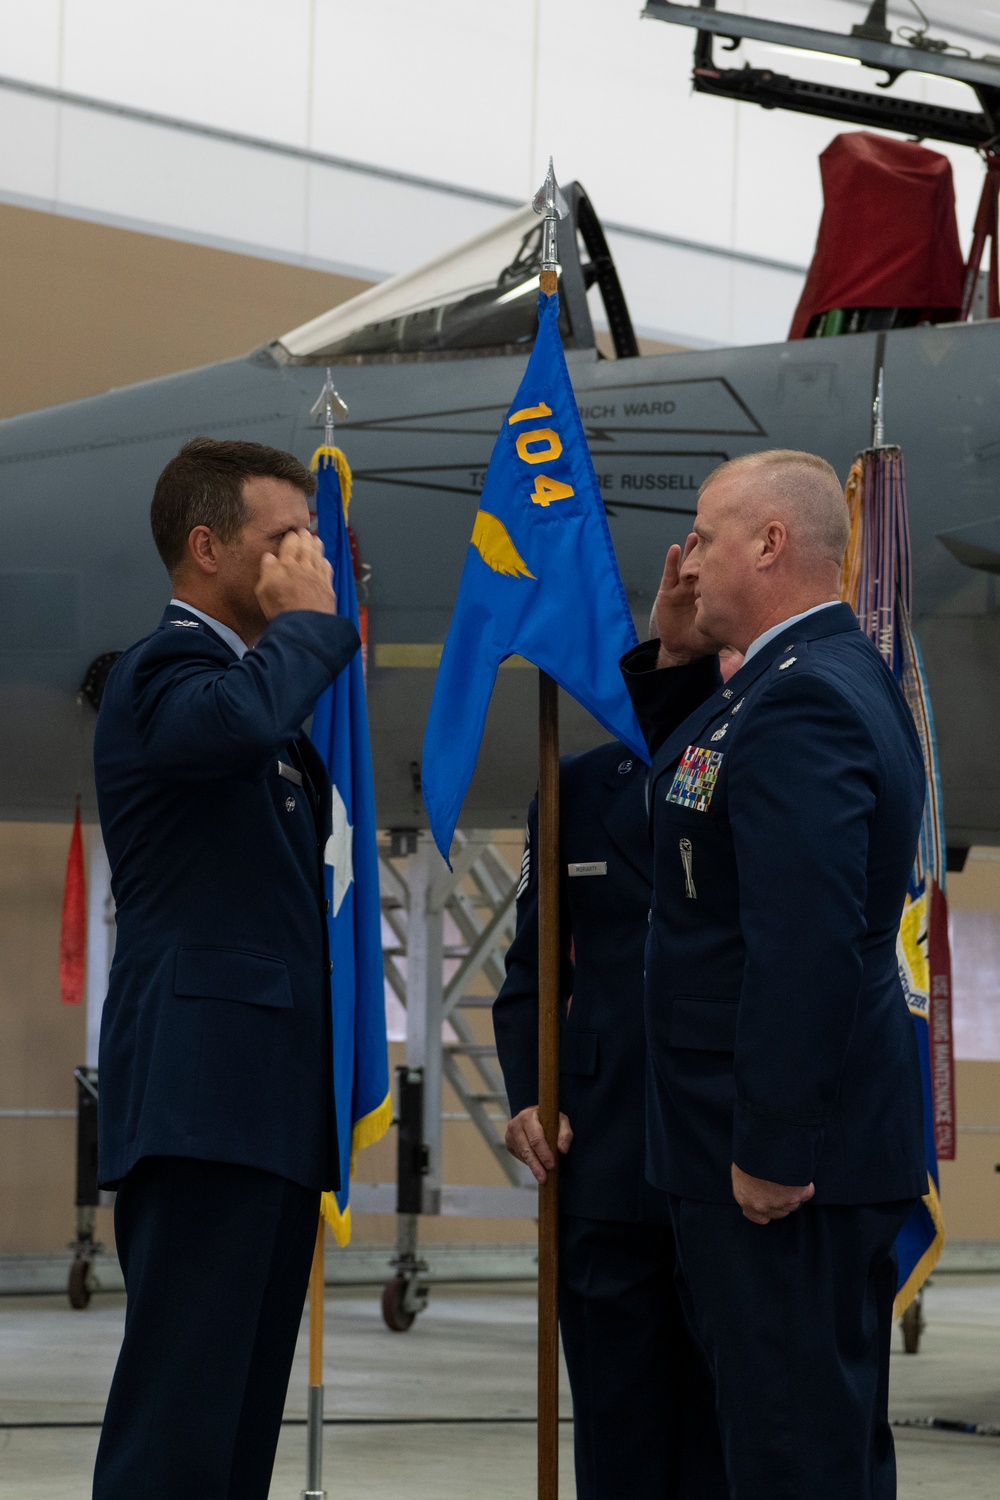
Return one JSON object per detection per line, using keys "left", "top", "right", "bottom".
{"left": 0, "top": 0, "right": 996, "bottom": 347}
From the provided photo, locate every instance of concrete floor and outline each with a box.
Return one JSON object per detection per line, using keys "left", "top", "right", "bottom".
{"left": 0, "top": 1277, "right": 996, "bottom": 1498}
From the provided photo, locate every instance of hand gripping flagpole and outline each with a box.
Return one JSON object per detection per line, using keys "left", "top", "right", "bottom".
{"left": 533, "top": 158, "right": 568, "bottom": 1500}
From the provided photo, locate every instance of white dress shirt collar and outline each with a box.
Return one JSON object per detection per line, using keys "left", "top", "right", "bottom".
{"left": 169, "top": 599, "right": 248, "bottom": 660}
{"left": 741, "top": 600, "right": 840, "bottom": 666}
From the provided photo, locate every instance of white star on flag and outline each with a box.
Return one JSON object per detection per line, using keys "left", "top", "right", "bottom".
{"left": 325, "top": 785, "right": 354, "bottom": 916}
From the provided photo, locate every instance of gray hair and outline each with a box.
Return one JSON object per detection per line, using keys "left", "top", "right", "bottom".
{"left": 701, "top": 449, "right": 850, "bottom": 565}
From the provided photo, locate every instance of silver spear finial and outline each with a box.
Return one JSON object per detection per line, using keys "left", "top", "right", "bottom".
{"left": 532, "top": 157, "right": 568, "bottom": 293}
{"left": 310, "top": 368, "right": 349, "bottom": 449}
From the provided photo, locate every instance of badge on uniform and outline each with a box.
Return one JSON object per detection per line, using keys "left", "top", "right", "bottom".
{"left": 665, "top": 744, "right": 723, "bottom": 812}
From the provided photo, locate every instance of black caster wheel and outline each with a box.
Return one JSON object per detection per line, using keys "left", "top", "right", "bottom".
{"left": 68, "top": 1258, "right": 93, "bottom": 1310}
{"left": 901, "top": 1300, "right": 922, "bottom": 1354}
{"left": 381, "top": 1274, "right": 417, "bottom": 1332}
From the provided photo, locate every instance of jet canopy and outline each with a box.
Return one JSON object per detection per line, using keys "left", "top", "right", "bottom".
{"left": 274, "top": 186, "right": 636, "bottom": 364}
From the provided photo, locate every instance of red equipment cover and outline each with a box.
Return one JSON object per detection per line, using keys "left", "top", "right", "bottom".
{"left": 789, "top": 132, "right": 964, "bottom": 339}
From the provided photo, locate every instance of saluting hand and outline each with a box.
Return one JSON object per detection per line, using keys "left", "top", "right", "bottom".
{"left": 650, "top": 534, "right": 722, "bottom": 668}
{"left": 256, "top": 528, "right": 337, "bottom": 620}
{"left": 731, "top": 1163, "right": 815, "bottom": 1226}
{"left": 505, "top": 1106, "right": 573, "bottom": 1185}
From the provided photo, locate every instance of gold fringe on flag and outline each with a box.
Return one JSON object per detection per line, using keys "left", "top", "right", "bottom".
{"left": 320, "top": 1090, "right": 394, "bottom": 1248}
{"left": 894, "top": 1175, "right": 945, "bottom": 1320}
{"left": 309, "top": 445, "right": 353, "bottom": 521}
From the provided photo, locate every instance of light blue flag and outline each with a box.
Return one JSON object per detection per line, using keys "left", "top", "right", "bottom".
{"left": 421, "top": 291, "right": 648, "bottom": 860}
{"left": 310, "top": 448, "right": 391, "bottom": 1245}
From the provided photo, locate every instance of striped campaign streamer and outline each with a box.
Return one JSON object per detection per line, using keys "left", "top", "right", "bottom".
{"left": 842, "top": 445, "right": 956, "bottom": 1316}
{"left": 844, "top": 447, "right": 944, "bottom": 886}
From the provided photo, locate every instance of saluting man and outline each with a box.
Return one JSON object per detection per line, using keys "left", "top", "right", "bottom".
{"left": 92, "top": 438, "right": 359, "bottom": 1500}
{"left": 622, "top": 449, "right": 926, "bottom": 1500}
{"left": 494, "top": 741, "right": 729, "bottom": 1500}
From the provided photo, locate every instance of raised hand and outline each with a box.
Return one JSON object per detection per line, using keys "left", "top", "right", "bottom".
{"left": 256, "top": 528, "right": 337, "bottom": 620}
{"left": 650, "top": 533, "right": 721, "bottom": 667}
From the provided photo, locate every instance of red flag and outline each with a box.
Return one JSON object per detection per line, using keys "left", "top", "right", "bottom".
{"left": 60, "top": 805, "right": 86, "bottom": 1005}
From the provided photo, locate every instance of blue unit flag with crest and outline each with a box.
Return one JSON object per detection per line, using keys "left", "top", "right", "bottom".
{"left": 310, "top": 447, "right": 391, "bottom": 1246}
{"left": 422, "top": 291, "right": 648, "bottom": 861}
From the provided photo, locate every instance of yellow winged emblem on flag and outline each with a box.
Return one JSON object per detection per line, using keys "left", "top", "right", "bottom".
{"left": 471, "top": 510, "right": 535, "bottom": 580}
{"left": 897, "top": 888, "right": 930, "bottom": 1021}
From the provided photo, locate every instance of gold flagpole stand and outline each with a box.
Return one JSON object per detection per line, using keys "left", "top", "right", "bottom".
{"left": 302, "top": 1215, "right": 326, "bottom": 1500}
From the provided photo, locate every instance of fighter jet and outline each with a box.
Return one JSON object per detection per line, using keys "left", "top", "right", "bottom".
{"left": 2, "top": 8, "right": 999, "bottom": 851}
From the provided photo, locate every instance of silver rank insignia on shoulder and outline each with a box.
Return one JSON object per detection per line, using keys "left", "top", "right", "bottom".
{"left": 722, "top": 689, "right": 733, "bottom": 700}
{"left": 171, "top": 619, "right": 199, "bottom": 628}
{"left": 731, "top": 697, "right": 744, "bottom": 713}
{"left": 285, "top": 796, "right": 296, "bottom": 813}
{"left": 778, "top": 656, "right": 797, "bottom": 670}
{"left": 711, "top": 723, "right": 728, "bottom": 742}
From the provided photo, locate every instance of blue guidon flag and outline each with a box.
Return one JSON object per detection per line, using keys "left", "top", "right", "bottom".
{"left": 421, "top": 290, "right": 648, "bottom": 861}
{"left": 310, "top": 446, "right": 391, "bottom": 1245}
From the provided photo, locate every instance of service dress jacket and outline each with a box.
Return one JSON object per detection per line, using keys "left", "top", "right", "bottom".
{"left": 494, "top": 741, "right": 671, "bottom": 1223}
{"left": 621, "top": 603, "right": 928, "bottom": 1205}
{"left": 94, "top": 603, "right": 359, "bottom": 1192}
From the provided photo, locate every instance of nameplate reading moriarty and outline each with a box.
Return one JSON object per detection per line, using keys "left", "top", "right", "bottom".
{"left": 568, "top": 861, "right": 607, "bottom": 877}
{"left": 277, "top": 761, "right": 303, "bottom": 787}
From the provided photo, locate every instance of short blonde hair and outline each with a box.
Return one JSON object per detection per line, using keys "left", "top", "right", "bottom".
{"left": 701, "top": 449, "right": 849, "bottom": 565}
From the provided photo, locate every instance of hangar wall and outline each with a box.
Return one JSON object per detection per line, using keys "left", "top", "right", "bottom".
{"left": 1, "top": 3, "right": 998, "bottom": 1256}
{"left": 2, "top": 820, "right": 997, "bottom": 1256}
{"left": 0, "top": 200, "right": 369, "bottom": 420}
{"left": 0, "top": 823, "right": 536, "bottom": 1256}
{"left": 0, "top": 0, "right": 991, "bottom": 348}
{"left": 0, "top": 199, "right": 533, "bottom": 1256}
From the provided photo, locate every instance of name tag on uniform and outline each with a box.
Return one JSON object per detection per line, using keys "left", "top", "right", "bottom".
{"left": 278, "top": 760, "right": 303, "bottom": 786}
{"left": 568, "top": 861, "right": 607, "bottom": 877}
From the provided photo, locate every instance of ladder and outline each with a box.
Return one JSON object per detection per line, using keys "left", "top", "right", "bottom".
{"left": 360, "top": 829, "right": 538, "bottom": 1327}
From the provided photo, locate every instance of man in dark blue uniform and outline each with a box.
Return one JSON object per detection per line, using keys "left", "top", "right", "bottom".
{"left": 621, "top": 449, "right": 926, "bottom": 1500}
{"left": 494, "top": 742, "right": 729, "bottom": 1500}
{"left": 92, "top": 439, "right": 359, "bottom": 1500}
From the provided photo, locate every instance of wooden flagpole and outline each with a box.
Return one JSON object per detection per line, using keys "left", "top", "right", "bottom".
{"left": 536, "top": 667, "right": 560, "bottom": 1500}
{"left": 303, "top": 1215, "right": 326, "bottom": 1499}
